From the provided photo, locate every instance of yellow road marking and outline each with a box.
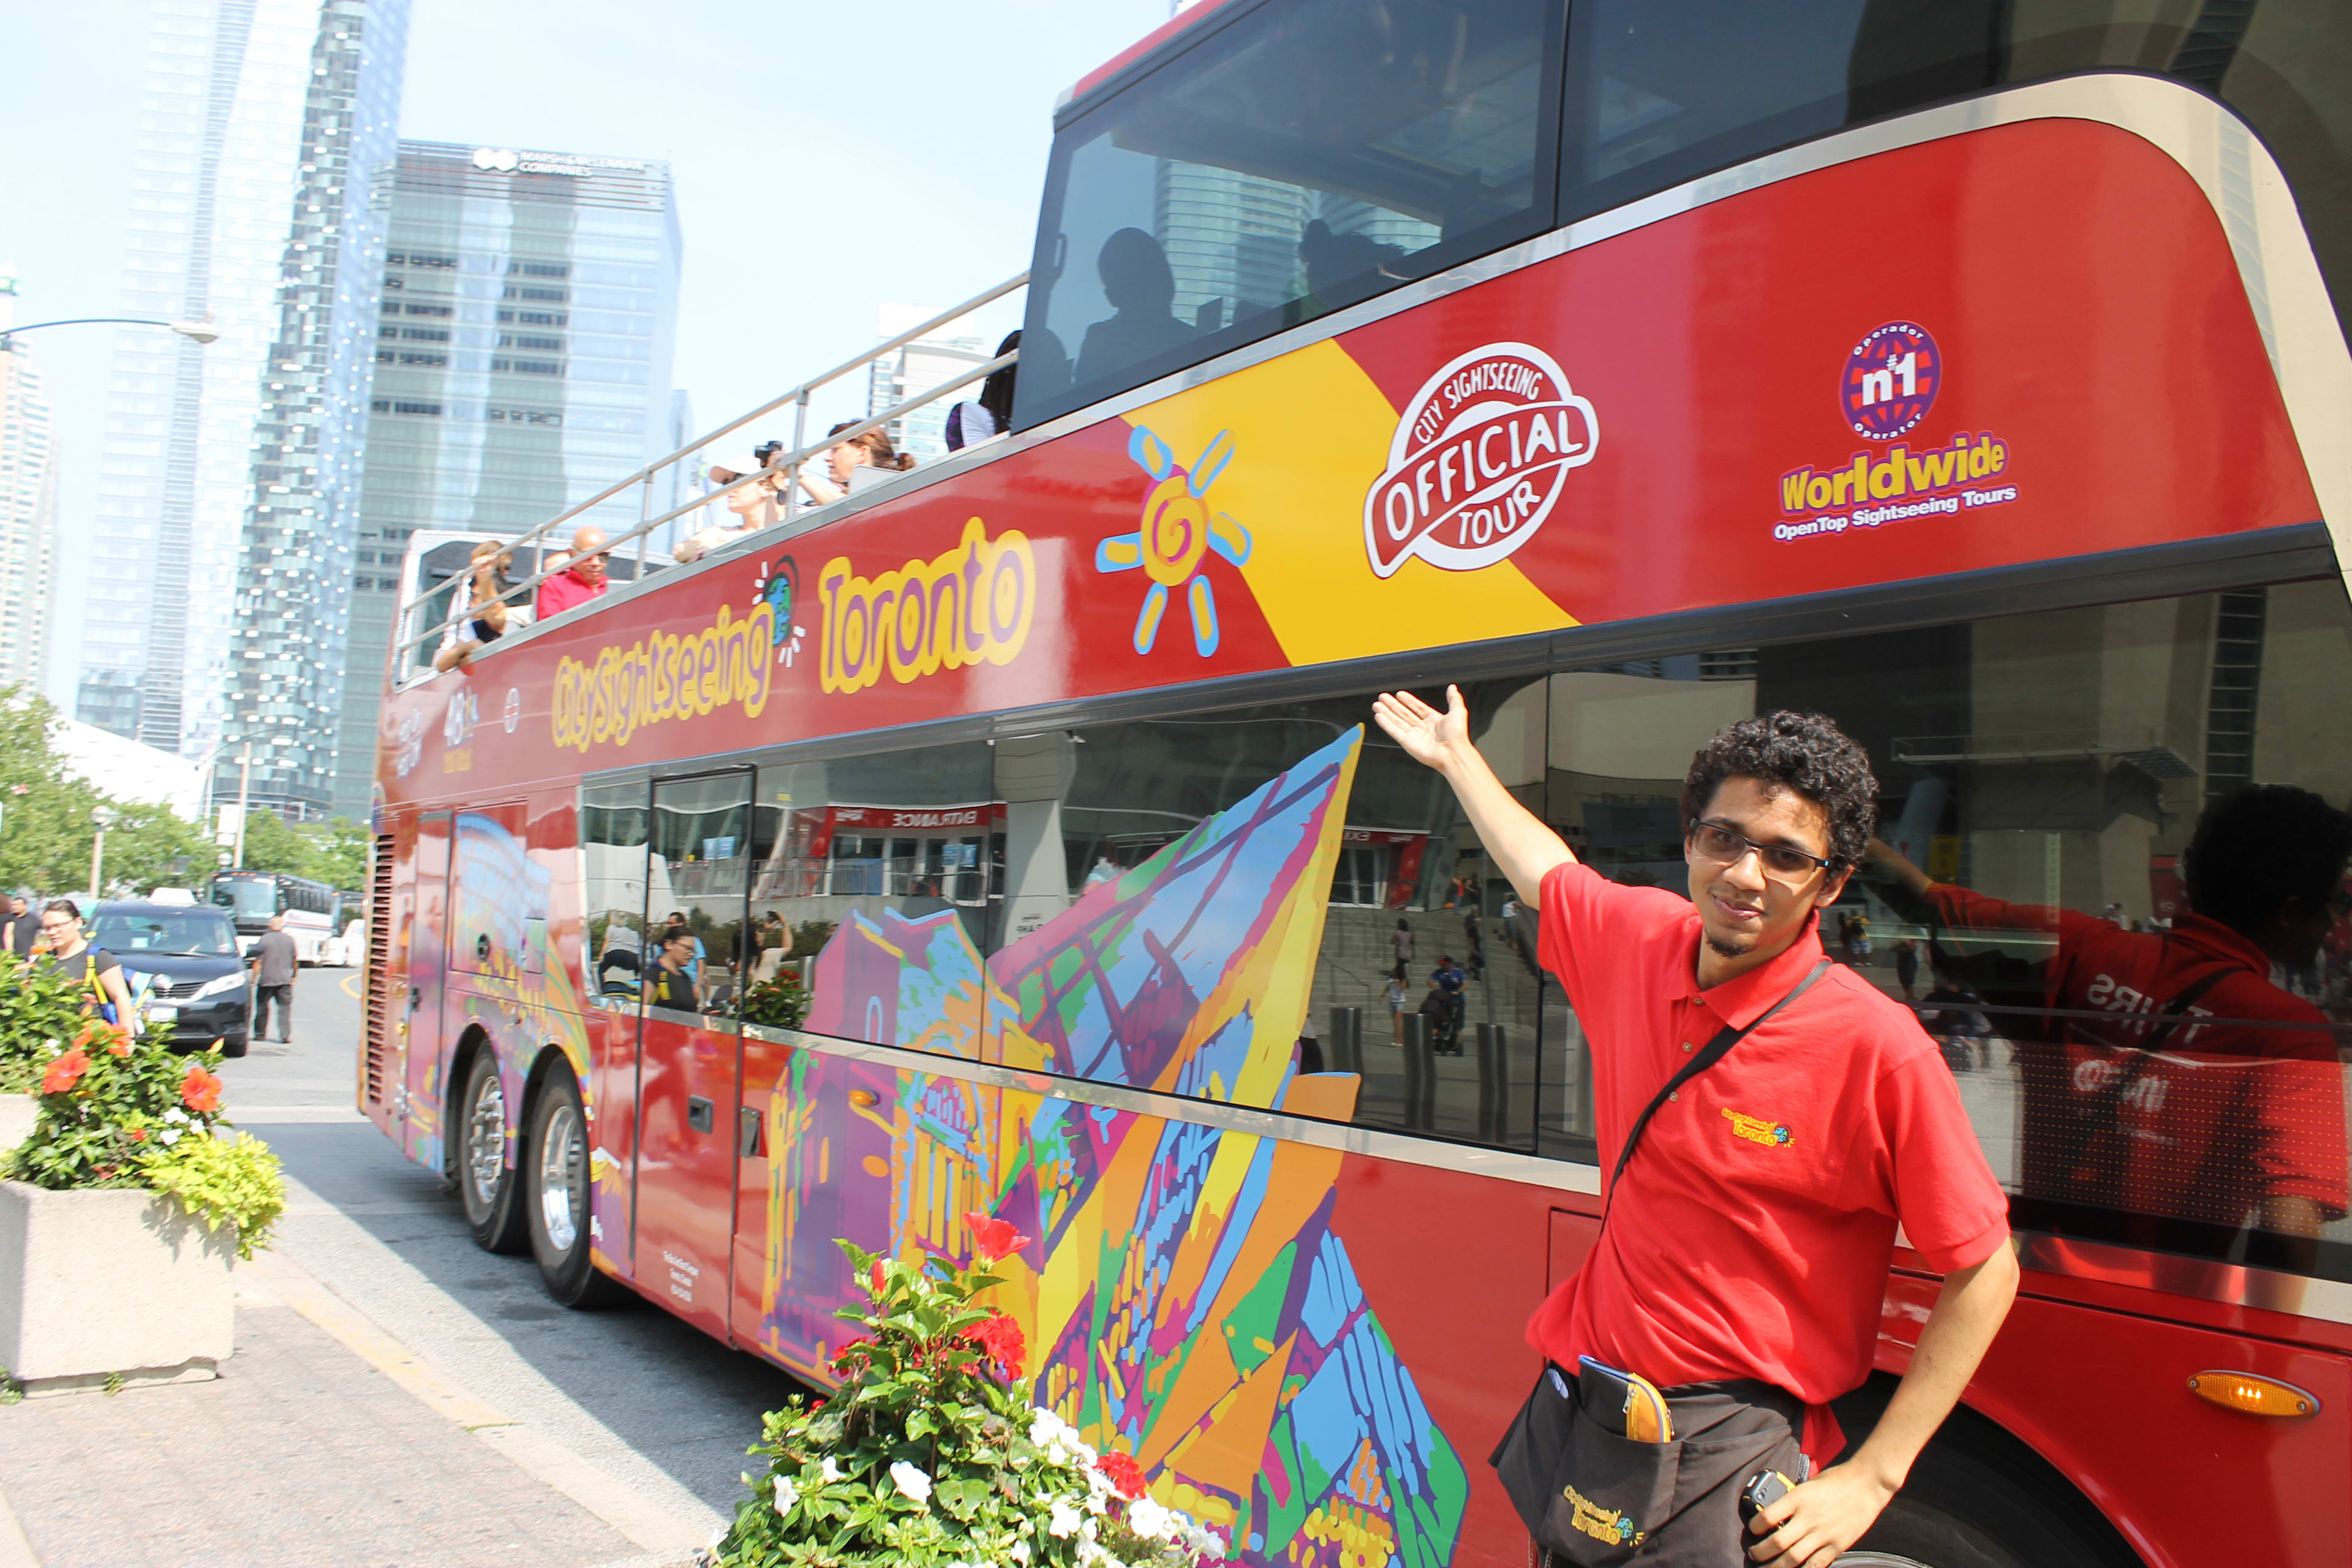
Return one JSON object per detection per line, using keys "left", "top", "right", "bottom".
{"left": 339, "top": 973, "right": 363, "bottom": 999}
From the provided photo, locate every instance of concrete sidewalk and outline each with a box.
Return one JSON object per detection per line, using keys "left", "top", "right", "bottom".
{"left": 0, "top": 1231, "right": 717, "bottom": 1568}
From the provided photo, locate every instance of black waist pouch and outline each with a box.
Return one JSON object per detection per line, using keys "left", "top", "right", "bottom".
{"left": 1490, "top": 1366, "right": 1678, "bottom": 1564}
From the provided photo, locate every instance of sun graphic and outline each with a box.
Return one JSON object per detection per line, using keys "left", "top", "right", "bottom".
{"left": 751, "top": 556, "right": 809, "bottom": 667}
{"left": 1093, "top": 426, "right": 1251, "bottom": 657}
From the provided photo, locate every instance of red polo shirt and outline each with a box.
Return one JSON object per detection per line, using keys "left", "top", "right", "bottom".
{"left": 535, "top": 567, "right": 608, "bottom": 619}
{"left": 1529, "top": 860, "right": 2009, "bottom": 1457}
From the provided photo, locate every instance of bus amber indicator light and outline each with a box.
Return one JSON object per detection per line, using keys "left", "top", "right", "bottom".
{"left": 2187, "top": 1371, "right": 2318, "bottom": 1419}
{"left": 1363, "top": 341, "right": 1596, "bottom": 579}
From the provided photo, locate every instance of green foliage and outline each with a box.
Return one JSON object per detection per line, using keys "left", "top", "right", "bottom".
{"left": 2, "top": 1010, "right": 283, "bottom": 1257}
{"left": 738, "top": 968, "right": 810, "bottom": 1031}
{"left": 788, "top": 920, "right": 837, "bottom": 960}
{"left": 0, "top": 950, "right": 90, "bottom": 1095}
{"left": 143, "top": 1129, "right": 286, "bottom": 1261}
{"left": 236, "top": 809, "right": 369, "bottom": 888}
{"left": 8, "top": 1018, "right": 222, "bottom": 1190}
{"left": 0, "top": 684, "right": 214, "bottom": 899}
{"left": 710, "top": 1235, "right": 1218, "bottom": 1568}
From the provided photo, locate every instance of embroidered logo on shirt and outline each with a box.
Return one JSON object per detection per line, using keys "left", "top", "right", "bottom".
{"left": 1722, "top": 1108, "right": 1794, "bottom": 1147}
{"left": 1562, "top": 1483, "right": 1644, "bottom": 1547}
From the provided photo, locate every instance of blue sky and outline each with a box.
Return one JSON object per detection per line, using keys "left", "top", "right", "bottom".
{"left": 0, "top": 0, "right": 1174, "bottom": 704}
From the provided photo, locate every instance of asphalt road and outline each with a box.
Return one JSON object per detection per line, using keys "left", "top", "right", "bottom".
{"left": 220, "top": 965, "right": 811, "bottom": 1526}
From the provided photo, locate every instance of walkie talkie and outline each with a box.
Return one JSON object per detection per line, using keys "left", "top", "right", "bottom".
{"left": 1740, "top": 1469, "right": 1794, "bottom": 1534}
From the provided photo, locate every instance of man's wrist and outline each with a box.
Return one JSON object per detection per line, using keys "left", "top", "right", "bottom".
{"left": 1842, "top": 1437, "right": 1912, "bottom": 1497}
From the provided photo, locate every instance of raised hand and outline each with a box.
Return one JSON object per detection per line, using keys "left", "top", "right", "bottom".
{"left": 1372, "top": 685, "right": 1469, "bottom": 771}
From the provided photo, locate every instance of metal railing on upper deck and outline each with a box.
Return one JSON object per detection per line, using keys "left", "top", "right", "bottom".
{"left": 390, "top": 270, "right": 1028, "bottom": 676}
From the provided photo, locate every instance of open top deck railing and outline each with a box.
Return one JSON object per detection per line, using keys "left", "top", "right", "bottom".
{"left": 391, "top": 269, "right": 1028, "bottom": 673}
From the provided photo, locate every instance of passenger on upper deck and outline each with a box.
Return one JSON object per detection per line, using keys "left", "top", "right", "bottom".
{"left": 944, "top": 331, "right": 1020, "bottom": 451}
{"left": 1072, "top": 228, "right": 1192, "bottom": 390}
{"left": 535, "top": 524, "right": 611, "bottom": 620}
{"left": 434, "top": 540, "right": 535, "bottom": 673}
{"left": 675, "top": 448, "right": 784, "bottom": 563}
{"left": 796, "top": 423, "right": 913, "bottom": 509}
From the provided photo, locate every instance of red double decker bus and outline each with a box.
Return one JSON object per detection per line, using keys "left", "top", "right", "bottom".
{"left": 368, "top": 4, "right": 2352, "bottom": 1564}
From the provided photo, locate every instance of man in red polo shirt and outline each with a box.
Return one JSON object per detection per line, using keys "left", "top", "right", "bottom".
{"left": 1374, "top": 690, "right": 2016, "bottom": 1568}
{"left": 535, "top": 523, "right": 611, "bottom": 619}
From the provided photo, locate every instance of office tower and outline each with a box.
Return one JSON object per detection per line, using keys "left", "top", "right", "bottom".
{"left": 865, "top": 305, "right": 987, "bottom": 464}
{"left": 77, "top": 0, "right": 408, "bottom": 821}
{"left": 1, "top": 276, "right": 60, "bottom": 692}
{"left": 331, "top": 140, "right": 681, "bottom": 819}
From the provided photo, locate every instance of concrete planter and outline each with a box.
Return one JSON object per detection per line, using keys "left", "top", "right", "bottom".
{"left": 0, "top": 1180, "right": 235, "bottom": 1396}
{"left": 0, "top": 1095, "right": 32, "bottom": 1157}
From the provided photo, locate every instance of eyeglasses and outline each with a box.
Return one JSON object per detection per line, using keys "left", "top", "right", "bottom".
{"left": 1687, "top": 819, "right": 1834, "bottom": 882}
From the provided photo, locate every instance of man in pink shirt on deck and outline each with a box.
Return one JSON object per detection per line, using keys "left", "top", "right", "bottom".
{"left": 535, "top": 524, "right": 611, "bottom": 619}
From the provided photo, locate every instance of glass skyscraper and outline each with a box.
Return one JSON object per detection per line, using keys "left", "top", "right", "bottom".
{"left": 1, "top": 277, "right": 61, "bottom": 693}
{"left": 331, "top": 139, "right": 680, "bottom": 820}
{"left": 77, "top": 0, "right": 407, "bottom": 820}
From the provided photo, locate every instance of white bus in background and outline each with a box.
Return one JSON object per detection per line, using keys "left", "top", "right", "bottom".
{"left": 208, "top": 870, "right": 341, "bottom": 964}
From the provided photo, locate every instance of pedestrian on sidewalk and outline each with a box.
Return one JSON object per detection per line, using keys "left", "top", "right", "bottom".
{"left": 1373, "top": 688, "right": 2015, "bottom": 1568}
{"left": 2, "top": 892, "right": 37, "bottom": 958}
{"left": 249, "top": 914, "right": 298, "bottom": 1043}
{"left": 34, "top": 900, "right": 137, "bottom": 1023}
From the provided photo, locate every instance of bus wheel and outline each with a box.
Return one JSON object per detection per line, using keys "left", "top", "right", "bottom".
{"left": 1844, "top": 1434, "right": 2139, "bottom": 1568}
{"left": 457, "top": 1050, "right": 528, "bottom": 1253}
{"left": 528, "top": 1062, "right": 626, "bottom": 1308}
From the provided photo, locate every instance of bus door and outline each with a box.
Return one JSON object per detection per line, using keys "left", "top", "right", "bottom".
{"left": 405, "top": 810, "right": 453, "bottom": 1170}
{"left": 634, "top": 768, "right": 750, "bottom": 1339}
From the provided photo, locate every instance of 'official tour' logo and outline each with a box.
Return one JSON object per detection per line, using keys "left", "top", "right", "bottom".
{"left": 1363, "top": 342, "right": 1596, "bottom": 578}
{"left": 1842, "top": 322, "right": 1939, "bottom": 439}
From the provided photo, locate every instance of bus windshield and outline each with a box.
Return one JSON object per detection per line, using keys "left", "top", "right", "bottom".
{"left": 212, "top": 879, "right": 277, "bottom": 919}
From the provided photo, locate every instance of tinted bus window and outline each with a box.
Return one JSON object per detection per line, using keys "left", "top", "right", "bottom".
{"left": 1561, "top": 0, "right": 2352, "bottom": 347}
{"left": 1017, "top": 0, "right": 1562, "bottom": 429}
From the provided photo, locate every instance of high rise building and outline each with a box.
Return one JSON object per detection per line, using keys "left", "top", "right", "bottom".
{"left": 331, "top": 140, "right": 681, "bottom": 820}
{"left": 76, "top": 0, "right": 407, "bottom": 821}
{"left": 865, "top": 305, "right": 987, "bottom": 465}
{"left": 0, "top": 274, "right": 61, "bottom": 693}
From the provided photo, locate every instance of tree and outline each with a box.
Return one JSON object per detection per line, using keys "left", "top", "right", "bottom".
{"left": 0, "top": 685, "right": 216, "bottom": 902}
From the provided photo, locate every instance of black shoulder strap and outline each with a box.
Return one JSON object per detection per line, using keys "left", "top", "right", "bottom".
{"left": 1605, "top": 957, "right": 1833, "bottom": 1218}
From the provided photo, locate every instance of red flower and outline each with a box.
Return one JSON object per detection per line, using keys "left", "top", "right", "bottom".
{"left": 868, "top": 1259, "right": 886, "bottom": 1296}
{"left": 963, "top": 1210, "right": 1033, "bottom": 1264}
{"left": 129, "top": 1128, "right": 148, "bottom": 1141}
{"left": 959, "top": 1309, "right": 1027, "bottom": 1378}
{"left": 107, "top": 1035, "right": 132, "bottom": 1057}
{"left": 829, "top": 1338, "right": 872, "bottom": 1373}
{"left": 1095, "top": 1451, "right": 1147, "bottom": 1501}
{"left": 42, "top": 1049, "right": 90, "bottom": 1095}
{"left": 180, "top": 1063, "right": 223, "bottom": 1115}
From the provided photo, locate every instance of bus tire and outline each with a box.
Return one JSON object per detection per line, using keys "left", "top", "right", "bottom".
{"left": 527, "top": 1061, "right": 627, "bottom": 1308}
{"left": 1845, "top": 1427, "right": 2141, "bottom": 1568}
{"left": 456, "top": 1048, "right": 529, "bottom": 1254}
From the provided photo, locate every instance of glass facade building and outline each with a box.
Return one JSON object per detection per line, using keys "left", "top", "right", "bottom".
{"left": 0, "top": 281, "right": 61, "bottom": 694}
{"left": 77, "top": 0, "right": 407, "bottom": 818}
{"left": 331, "top": 140, "right": 680, "bottom": 820}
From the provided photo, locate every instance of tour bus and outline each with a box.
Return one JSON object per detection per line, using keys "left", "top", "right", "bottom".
{"left": 366, "top": 5, "right": 2352, "bottom": 1565}
{"left": 209, "top": 869, "right": 341, "bottom": 963}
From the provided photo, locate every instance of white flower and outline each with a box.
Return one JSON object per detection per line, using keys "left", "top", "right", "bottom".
{"left": 1128, "top": 1497, "right": 1178, "bottom": 1541}
{"left": 158, "top": 1128, "right": 184, "bottom": 1145}
{"left": 889, "top": 1460, "right": 933, "bottom": 1506}
{"left": 1008, "top": 1542, "right": 1031, "bottom": 1564}
{"left": 163, "top": 1109, "right": 189, "bottom": 1123}
{"left": 1186, "top": 1522, "right": 1227, "bottom": 1558}
{"left": 820, "top": 1456, "right": 843, "bottom": 1483}
{"left": 773, "top": 1473, "right": 799, "bottom": 1517}
{"left": 1047, "top": 1499, "right": 1084, "bottom": 1539}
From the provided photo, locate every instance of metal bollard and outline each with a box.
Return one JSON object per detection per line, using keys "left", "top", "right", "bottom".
{"left": 1329, "top": 1006, "right": 1362, "bottom": 1075}
{"left": 1401, "top": 1012, "right": 1435, "bottom": 1133}
{"left": 1476, "top": 1023, "right": 1508, "bottom": 1143}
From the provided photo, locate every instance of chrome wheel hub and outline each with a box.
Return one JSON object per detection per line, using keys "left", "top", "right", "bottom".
{"left": 538, "top": 1102, "right": 582, "bottom": 1252}
{"left": 464, "top": 1071, "right": 507, "bottom": 1205}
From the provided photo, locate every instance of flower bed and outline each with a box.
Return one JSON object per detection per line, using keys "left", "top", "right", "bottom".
{"left": 709, "top": 1213, "right": 1226, "bottom": 1568}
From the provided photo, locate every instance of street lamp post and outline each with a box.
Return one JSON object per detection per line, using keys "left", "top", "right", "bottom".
{"left": 0, "top": 316, "right": 219, "bottom": 353}
{"left": 88, "top": 806, "right": 118, "bottom": 903}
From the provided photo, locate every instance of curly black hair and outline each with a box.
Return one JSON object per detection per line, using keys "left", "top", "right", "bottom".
{"left": 1679, "top": 711, "right": 1878, "bottom": 874}
{"left": 2182, "top": 784, "right": 2352, "bottom": 937}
